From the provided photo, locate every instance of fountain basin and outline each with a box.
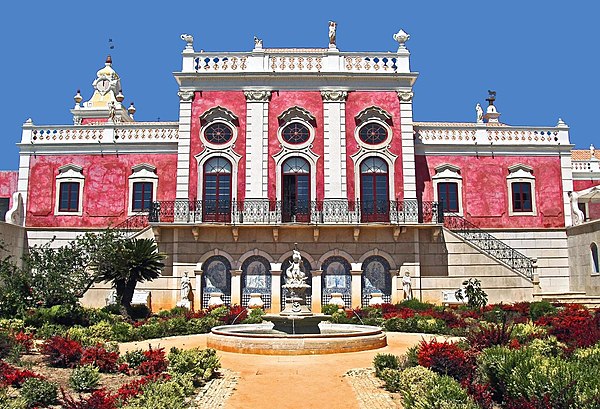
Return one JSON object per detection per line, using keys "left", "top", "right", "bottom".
{"left": 208, "top": 322, "right": 387, "bottom": 355}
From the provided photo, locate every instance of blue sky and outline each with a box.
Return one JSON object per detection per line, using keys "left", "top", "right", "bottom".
{"left": 0, "top": 1, "right": 597, "bottom": 170}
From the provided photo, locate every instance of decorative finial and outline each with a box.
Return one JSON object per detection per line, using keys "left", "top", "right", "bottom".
{"left": 180, "top": 34, "right": 194, "bottom": 51}
{"left": 328, "top": 21, "right": 337, "bottom": 49}
{"left": 591, "top": 144, "right": 596, "bottom": 157}
{"left": 557, "top": 118, "right": 567, "bottom": 127}
{"left": 486, "top": 90, "right": 496, "bottom": 106}
{"left": 74, "top": 89, "right": 83, "bottom": 106}
{"left": 128, "top": 102, "right": 136, "bottom": 119}
{"left": 483, "top": 90, "right": 500, "bottom": 122}
{"left": 253, "top": 36, "right": 263, "bottom": 50}
{"left": 116, "top": 89, "right": 124, "bottom": 103}
{"left": 393, "top": 29, "right": 410, "bottom": 51}
{"left": 105, "top": 55, "right": 112, "bottom": 65}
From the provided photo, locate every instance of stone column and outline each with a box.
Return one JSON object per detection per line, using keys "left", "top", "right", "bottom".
{"left": 321, "top": 91, "right": 348, "bottom": 199}
{"left": 193, "top": 265, "right": 203, "bottom": 310}
{"left": 244, "top": 91, "right": 271, "bottom": 199}
{"left": 350, "top": 263, "right": 363, "bottom": 308}
{"left": 176, "top": 90, "right": 194, "bottom": 200}
{"left": 230, "top": 269, "right": 242, "bottom": 305}
{"left": 398, "top": 90, "right": 416, "bottom": 200}
{"left": 270, "top": 262, "right": 282, "bottom": 313}
{"left": 391, "top": 269, "right": 400, "bottom": 304}
{"left": 311, "top": 270, "right": 322, "bottom": 312}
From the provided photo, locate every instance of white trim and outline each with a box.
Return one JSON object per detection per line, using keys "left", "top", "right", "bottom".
{"left": 507, "top": 164, "right": 537, "bottom": 216}
{"left": 272, "top": 149, "right": 319, "bottom": 203}
{"left": 354, "top": 119, "right": 393, "bottom": 150}
{"left": 432, "top": 164, "right": 463, "bottom": 216}
{"left": 199, "top": 119, "right": 238, "bottom": 151}
{"left": 591, "top": 242, "right": 600, "bottom": 275}
{"left": 54, "top": 164, "right": 85, "bottom": 216}
{"left": 277, "top": 118, "right": 315, "bottom": 150}
{"left": 195, "top": 150, "right": 242, "bottom": 202}
{"left": 128, "top": 163, "right": 158, "bottom": 216}
{"left": 350, "top": 149, "right": 397, "bottom": 202}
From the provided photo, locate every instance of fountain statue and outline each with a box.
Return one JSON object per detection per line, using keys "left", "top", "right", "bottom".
{"left": 280, "top": 246, "right": 311, "bottom": 316}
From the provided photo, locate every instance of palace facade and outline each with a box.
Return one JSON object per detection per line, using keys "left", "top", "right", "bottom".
{"left": 1, "top": 27, "right": 599, "bottom": 311}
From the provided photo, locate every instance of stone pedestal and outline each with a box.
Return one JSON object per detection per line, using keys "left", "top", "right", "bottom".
{"left": 231, "top": 269, "right": 242, "bottom": 305}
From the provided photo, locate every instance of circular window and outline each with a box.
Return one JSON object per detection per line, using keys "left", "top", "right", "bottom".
{"left": 204, "top": 123, "right": 233, "bottom": 145}
{"left": 359, "top": 123, "right": 388, "bottom": 145}
{"left": 282, "top": 122, "right": 310, "bottom": 145}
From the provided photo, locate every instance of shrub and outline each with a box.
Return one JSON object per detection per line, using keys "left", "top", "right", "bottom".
{"left": 467, "top": 320, "right": 514, "bottom": 351}
{"left": 321, "top": 303, "right": 340, "bottom": 315}
{"left": 60, "top": 387, "right": 117, "bottom": 409}
{"left": 165, "top": 317, "right": 189, "bottom": 336}
{"left": 138, "top": 347, "right": 168, "bottom": 375}
{"left": 415, "top": 374, "right": 480, "bottom": 409}
{"left": 398, "top": 299, "right": 435, "bottom": 311}
{"left": 373, "top": 353, "right": 400, "bottom": 377}
{"left": 380, "top": 368, "right": 402, "bottom": 392}
{"left": 477, "top": 346, "right": 534, "bottom": 403}
{"left": 13, "top": 331, "right": 33, "bottom": 353}
{"left": 417, "top": 339, "right": 470, "bottom": 381}
{"left": 40, "top": 336, "right": 83, "bottom": 368}
{"left": 0, "top": 387, "right": 27, "bottom": 408}
{"left": 123, "top": 349, "right": 146, "bottom": 369}
{"left": 511, "top": 322, "right": 547, "bottom": 343}
{"left": 70, "top": 364, "right": 101, "bottom": 392}
{"left": 397, "top": 366, "right": 438, "bottom": 407}
{"left": 402, "top": 344, "right": 420, "bottom": 369}
{"left": 243, "top": 308, "right": 265, "bottom": 324}
{"left": 129, "top": 304, "right": 151, "bottom": 320}
{"left": 0, "top": 360, "right": 42, "bottom": 388}
{"left": 110, "top": 321, "right": 136, "bottom": 342}
{"left": 529, "top": 301, "right": 557, "bottom": 321}
{"left": 36, "top": 323, "right": 68, "bottom": 339}
{"left": 81, "top": 344, "right": 119, "bottom": 373}
{"left": 527, "top": 336, "right": 566, "bottom": 357}
{"left": 537, "top": 305, "right": 600, "bottom": 349}
{"left": 221, "top": 305, "right": 247, "bottom": 325}
{"left": 167, "top": 347, "right": 220, "bottom": 385}
{"left": 120, "top": 378, "right": 187, "bottom": 409}
{"left": 20, "top": 377, "right": 58, "bottom": 408}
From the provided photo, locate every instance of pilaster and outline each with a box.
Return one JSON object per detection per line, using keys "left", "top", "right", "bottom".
{"left": 398, "top": 90, "right": 416, "bottom": 200}
{"left": 350, "top": 264, "right": 363, "bottom": 308}
{"left": 230, "top": 269, "right": 242, "bottom": 305}
{"left": 176, "top": 90, "right": 194, "bottom": 200}
{"left": 270, "top": 263, "right": 282, "bottom": 313}
{"left": 310, "top": 270, "right": 322, "bottom": 313}
{"left": 321, "top": 91, "right": 348, "bottom": 199}
{"left": 244, "top": 90, "right": 271, "bottom": 199}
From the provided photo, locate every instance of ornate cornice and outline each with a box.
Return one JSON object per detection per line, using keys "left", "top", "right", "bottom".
{"left": 178, "top": 90, "right": 195, "bottom": 102}
{"left": 397, "top": 91, "right": 413, "bottom": 102}
{"left": 321, "top": 90, "right": 348, "bottom": 102}
{"left": 244, "top": 90, "right": 272, "bottom": 102}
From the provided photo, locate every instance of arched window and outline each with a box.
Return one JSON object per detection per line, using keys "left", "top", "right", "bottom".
{"left": 201, "top": 256, "right": 232, "bottom": 308}
{"left": 361, "top": 256, "right": 392, "bottom": 307}
{"left": 203, "top": 157, "right": 232, "bottom": 222}
{"left": 321, "top": 257, "right": 351, "bottom": 308}
{"left": 241, "top": 256, "right": 272, "bottom": 309}
{"left": 360, "top": 157, "right": 389, "bottom": 222}
{"left": 592, "top": 243, "right": 599, "bottom": 274}
{"left": 282, "top": 157, "right": 311, "bottom": 222}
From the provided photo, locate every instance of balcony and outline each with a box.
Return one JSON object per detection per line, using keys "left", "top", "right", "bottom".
{"left": 148, "top": 199, "right": 442, "bottom": 225}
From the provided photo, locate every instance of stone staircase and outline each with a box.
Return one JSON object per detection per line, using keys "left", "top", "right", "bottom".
{"left": 540, "top": 292, "right": 600, "bottom": 308}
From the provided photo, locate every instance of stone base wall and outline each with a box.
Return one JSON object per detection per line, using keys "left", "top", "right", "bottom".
{"left": 567, "top": 219, "right": 600, "bottom": 296}
{"left": 0, "top": 222, "right": 27, "bottom": 268}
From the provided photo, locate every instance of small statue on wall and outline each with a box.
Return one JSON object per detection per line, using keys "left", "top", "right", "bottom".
{"left": 177, "top": 271, "right": 193, "bottom": 310}
{"left": 569, "top": 191, "right": 585, "bottom": 226}
{"left": 328, "top": 21, "right": 337, "bottom": 48}
{"left": 402, "top": 271, "right": 413, "bottom": 300}
{"left": 476, "top": 103, "right": 483, "bottom": 123}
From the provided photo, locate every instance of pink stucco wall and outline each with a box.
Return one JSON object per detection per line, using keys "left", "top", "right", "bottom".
{"left": 189, "top": 91, "right": 247, "bottom": 201}
{"left": 345, "top": 91, "right": 403, "bottom": 201}
{"left": 26, "top": 154, "right": 177, "bottom": 228}
{"left": 267, "top": 91, "right": 325, "bottom": 201}
{"left": 416, "top": 155, "right": 565, "bottom": 228}
{"left": 0, "top": 171, "right": 18, "bottom": 208}
{"left": 574, "top": 179, "right": 600, "bottom": 220}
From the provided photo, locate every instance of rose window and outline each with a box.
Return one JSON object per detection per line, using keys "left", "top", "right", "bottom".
{"left": 359, "top": 123, "right": 388, "bottom": 145}
{"left": 282, "top": 122, "right": 310, "bottom": 144}
{"left": 204, "top": 123, "right": 233, "bottom": 144}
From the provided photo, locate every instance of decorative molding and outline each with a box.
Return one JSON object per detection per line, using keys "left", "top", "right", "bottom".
{"left": 355, "top": 106, "right": 392, "bottom": 124}
{"left": 321, "top": 90, "right": 348, "bottom": 102}
{"left": 397, "top": 91, "right": 413, "bottom": 102}
{"left": 244, "top": 90, "right": 272, "bottom": 102}
{"left": 178, "top": 90, "right": 194, "bottom": 102}
{"left": 200, "top": 106, "right": 238, "bottom": 124}
{"left": 278, "top": 106, "right": 316, "bottom": 124}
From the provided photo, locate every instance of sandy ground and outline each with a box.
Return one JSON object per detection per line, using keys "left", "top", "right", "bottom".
{"left": 120, "top": 332, "right": 443, "bottom": 409}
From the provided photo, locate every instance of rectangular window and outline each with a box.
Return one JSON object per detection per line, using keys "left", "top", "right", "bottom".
{"left": 59, "top": 182, "right": 80, "bottom": 212}
{"left": 512, "top": 182, "right": 532, "bottom": 212}
{"left": 132, "top": 182, "right": 153, "bottom": 211}
{"left": 0, "top": 198, "right": 9, "bottom": 220}
{"left": 437, "top": 182, "right": 459, "bottom": 212}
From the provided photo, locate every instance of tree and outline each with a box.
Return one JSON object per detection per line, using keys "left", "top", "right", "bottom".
{"left": 0, "top": 241, "right": 35, "bottom": 317}
{"left": 23, "top": 229, "right": 127, "bottom": 307}
{"left": 95, "top": 238, "right": 165, "bottom": 315}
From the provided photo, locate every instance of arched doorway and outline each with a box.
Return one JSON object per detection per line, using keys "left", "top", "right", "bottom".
{"left": 321, "top": 256, "right": 352, "bottom": 308}
{"left": 361, "top": 256, "right": 392, "bottom": 307}
{"left": 203, "top": 157, "right": 232, "bottom": 222}
{"left": 241, "top": 256, "right": 272, "bottom": 309}
{"left": 282, "top": 157, "right": 310, "bottom": 222}
{"left": 360, "top": 157, "right": 389, "bottom": 222}
{"left": 280, "top": 256, "right": 312, "bottom": 311}
{"left": 201, "top": 256, "right": 232, "bottom": 308}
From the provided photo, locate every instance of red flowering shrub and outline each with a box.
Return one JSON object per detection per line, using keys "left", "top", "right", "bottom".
{"left": 383, "top": 308, "right": 416, "bottom": 320}
{"left": 137, "top": 347, "right": 167, "bottom": 375}
{"left": 221, "top": 305, "right": 248, "bottom": 324}
{"left": 117, "top": 363, "right": 130, "bottom": 375}
{"left": 61, "top": 387, "right": 117, "bottom": 409}
{"left": 462, "top": 378, "right": 494, "bottom": 409}
{"left": 430, "top": 309, "right": 467, "bottom": 328}
{"left": 417, "top": 339, "right": 471, "bottom": 381}
{"left": 114, "top": 374, "right": 170, "bottom": 404}
{"left": 13, "top": 331, "right": 34, "bottom": 353}
{"left": 40, "top": 336, "right": 83, "bottom": 368}
{"left": 80, "top": 344, "right": 119, "bottom": 373}
{"left": 381, "top": 303, "right": 397, "bottom": 315}
{"left": 467, "top": 320, "right": 514, "bottom": 350}
{"left": 0, "top": 360, "right": 43, "bottom": 387}
{"left": 536, "top": 305, "right": 600, "bottom": 348}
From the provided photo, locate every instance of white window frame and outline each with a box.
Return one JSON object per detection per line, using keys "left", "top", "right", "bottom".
{"left": 507, "top": 164, "right": 536, "bottom": 216}
{"left": 128, "top": 163, "right": 158, "bottom": 215}
{"left": 432, "top": 164, "right": 463, "bottom": 216}
{"left": 55, "top": 164, "right": 85, "bottom": 216}
{"left": 591, "top": 242, "right": 600, "bottom": 275}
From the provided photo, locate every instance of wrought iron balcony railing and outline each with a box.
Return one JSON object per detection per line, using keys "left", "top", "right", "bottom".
{"left": 148, "top": 199, "right": 442, "bottom": 226}
{"left": 444, "top": 213, "right": 534, "bottom": 280}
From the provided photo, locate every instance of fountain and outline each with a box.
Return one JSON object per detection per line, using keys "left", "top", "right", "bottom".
{"left": 207, "top": 244, "right": 387, "bottom": 355}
